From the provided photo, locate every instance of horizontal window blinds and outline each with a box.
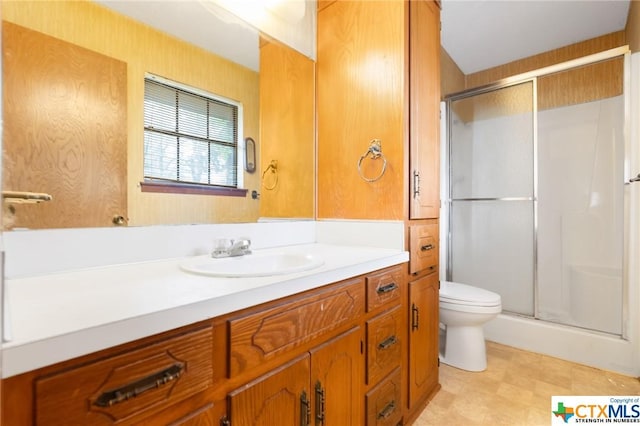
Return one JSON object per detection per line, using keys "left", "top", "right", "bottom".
{"left": 143, "top": 78, "right": 238, "bottom": 187}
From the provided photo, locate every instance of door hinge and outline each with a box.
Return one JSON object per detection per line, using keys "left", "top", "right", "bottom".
{"left": 220, "top": 415, "right": 231, "bottom": 426}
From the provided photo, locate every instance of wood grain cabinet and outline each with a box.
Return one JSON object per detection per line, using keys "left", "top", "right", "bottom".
{"left": 317, "top": 0, "right": 440, "bottom": 221}
{"left": 363, "top": 266, "right": 404, "bottom": 425}
{"left": 226, "top": 327, "right": 363, "bottom": 426}
{"left": 30, "top": 325, "right": 213, "bottom": 426}
{"left": 318, "top": 0, "right": 442, "bottom": 421}
{"left": 3, "top": 265, "right": 409, "bottom": 426}
{"left": 409, "top": 0, "right": 441, "bottom": 220}
{"left": 408, "top": 273, "right": 440, "bottom": 410}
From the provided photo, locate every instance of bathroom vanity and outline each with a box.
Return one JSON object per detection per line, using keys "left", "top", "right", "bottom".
{"left": 1, "top": 239, "right": 433, "bottom": 425}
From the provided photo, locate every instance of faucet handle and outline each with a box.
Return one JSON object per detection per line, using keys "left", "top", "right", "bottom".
{"left": 212, "top": 238, "right": 232, "bottom": 258}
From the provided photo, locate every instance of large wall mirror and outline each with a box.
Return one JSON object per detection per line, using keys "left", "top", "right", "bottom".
{"left": 2, "top": 0, "right": 316, "bottom": 230}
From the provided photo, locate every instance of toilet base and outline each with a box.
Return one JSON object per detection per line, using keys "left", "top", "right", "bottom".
{"left": 439, "top": 324, "right": 487, "bottom": 372}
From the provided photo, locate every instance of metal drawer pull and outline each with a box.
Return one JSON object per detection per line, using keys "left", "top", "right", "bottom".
{"left": 411, "top": 303, "right": 419, "bottom": 331}
{"left": 300, "top": 390, "right": 311, "bottom": 426}
{"left": 420, "top": 244, "right": 434, "bottom": 251}
{"left": 94, "top": 363, "right": 184, "bottom": 407}
{"left": 378, "top": 335, "right": 398, "bottom": 350}
{"left": 376, "top": 282, "right": 398, "bottom": 294}
{"left": 315, "top": 381, "right": 326, "bottom": 425}
{"left": 377, "top": 400, "right": 396, "bottom": 420}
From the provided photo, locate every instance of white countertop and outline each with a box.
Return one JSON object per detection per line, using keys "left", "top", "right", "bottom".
{"left": 2, "top": 243, "right": 408, "bottom": 378}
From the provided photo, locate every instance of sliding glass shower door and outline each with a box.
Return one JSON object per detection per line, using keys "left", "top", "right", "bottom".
{"left": 445, "top": 53, "right": 627, "bottom": 335}
{"left": 447, "top": 81, "right": 536, "bottom": 316}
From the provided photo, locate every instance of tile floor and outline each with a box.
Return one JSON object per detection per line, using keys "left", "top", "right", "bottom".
{"left": 413, "top": 341, "right": 640, "bottom": 425}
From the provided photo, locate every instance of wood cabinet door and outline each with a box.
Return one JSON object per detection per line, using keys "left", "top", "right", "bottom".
{"left": 409, "top": 0, "right": 441, "bottom": 219}
{"left": 2, "top": 22, "right": 127, "bottom": 229}
{"left": 317, "top": 0, "right": 406, "bottom": 220}
{"left": 408, "top": 273, "right": 440, "bottom": 409}
{"left": 310, "top": 327, "right": 363, "bottom": 426}
{"left": 228, "top": 354, "right": 310, "bottom": 426}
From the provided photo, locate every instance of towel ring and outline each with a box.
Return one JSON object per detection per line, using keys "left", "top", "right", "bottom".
{"left": 357, "top": 139, "right": 387, "bottom": 182}
{"left": 262, "top": 160, "right": 278, "bottom": 190}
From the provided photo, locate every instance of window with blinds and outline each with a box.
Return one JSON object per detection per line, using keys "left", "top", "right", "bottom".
{"left": 143, "top": 75, "right": 241, "bottom": 189}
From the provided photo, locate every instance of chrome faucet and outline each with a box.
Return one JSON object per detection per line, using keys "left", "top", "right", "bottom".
{"left": 228, "top": 238, "right": 251, "bottom": 256}
{"left": 212, "top": 238, "right": 251, "bottom": 258}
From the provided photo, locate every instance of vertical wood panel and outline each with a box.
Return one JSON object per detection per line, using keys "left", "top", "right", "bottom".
{"left": 3, "top": 0, "right": 260, "bottom": 226}
{"left": 440, "top": 48, "right": 466, "bottom": 97}
{"left": 317, "top": 0, "right": 406, "bottom": 220}
{"left": 626, "top": 0, "right": 640, "bottom": 53}
{"left": 259, "top": 40, "right": 315, "bottom": 219}
{"left": 409, "top": 0, "right": 441, "bottom": 219}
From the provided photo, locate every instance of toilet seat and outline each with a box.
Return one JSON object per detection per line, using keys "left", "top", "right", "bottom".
{"left": 440, "top": 300, "right": 502, "bottom": 314}
{"left": 440, "top": 281, "right": 501, "bottom": 307}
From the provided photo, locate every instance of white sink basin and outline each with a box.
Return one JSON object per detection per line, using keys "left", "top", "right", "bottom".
{"left": 180, "top": 252, "right": 324, "bottom": 278}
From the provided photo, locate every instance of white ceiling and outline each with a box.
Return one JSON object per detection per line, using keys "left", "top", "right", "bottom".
{"left": 441, "top": 0, "right": 631, "bottom": 75}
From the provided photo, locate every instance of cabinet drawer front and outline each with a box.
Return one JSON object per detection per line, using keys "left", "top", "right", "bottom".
{"left": 365, "top": 266, "right": 403, "bottom": 312}
{"left": 409, "top": 223, "right": 439, "bottom": 275}
{"left": 35, "top": 326, "right": 213, "bottom": 426}
{"left": 366, "top": 306, "right": 402, "bottom": 385}
{"left": 366, "top": 368, "right": 402, "bottom": 426}
{"left": 229, "top": 278, "right": 364, "bottom": 377}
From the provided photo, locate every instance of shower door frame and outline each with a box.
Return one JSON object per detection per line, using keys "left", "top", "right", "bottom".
{"left": 443, "top": 46, "right": 631, "bottom": 337}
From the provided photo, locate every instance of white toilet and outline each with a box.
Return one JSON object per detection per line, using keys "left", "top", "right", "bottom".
{"left": 439, "top": 281, "right": 502, "bottom": 372}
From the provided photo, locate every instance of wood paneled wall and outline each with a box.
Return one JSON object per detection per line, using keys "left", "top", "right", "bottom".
{"left": 627, "top": 0, "right": 640, "bottom": 52}
{"left": 259, "top": 40, "right": 315, "bottom": 219}
{"left": 3, "top": 0, "right": 260, "bottom": 226}
{"left": 440, "top": 47, "right": 465, "bottom": 97}
{"left": 465, "top": 31, "right": 626, "bottom": 89}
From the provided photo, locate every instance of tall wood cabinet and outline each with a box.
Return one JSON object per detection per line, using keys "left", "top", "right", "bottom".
{"left": 317, "top": 0, "right": 442, "bottom": 421}
{"left": 409, "top": 0, "right": 441, "bottom": 220}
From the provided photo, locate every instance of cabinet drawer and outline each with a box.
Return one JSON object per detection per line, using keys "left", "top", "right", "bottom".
{"left": 409, "top": 223, "right": 439, "bottom": 275}
{"left": 366, "top": 306, "right": 402, "bottom": 385}
{"left": 35, "top": 326, "right": 213, "bottom": 426}
{"left": 229, "top": 278, "right": 364, "bottom": 376}
{"left": 366, "top": 368, "right": 402, "bottom": 426}
{"left": 366, "top": 266, "right": 403, "bottom": 312}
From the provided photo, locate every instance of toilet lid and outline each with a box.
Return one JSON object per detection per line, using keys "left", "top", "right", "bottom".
{"left": 440, "top": 281, "right": 502, "bottom": 307}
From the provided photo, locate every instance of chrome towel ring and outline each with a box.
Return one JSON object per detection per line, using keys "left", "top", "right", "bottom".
{"left": 357, "top": 139, "right": 387, "bottom": 182}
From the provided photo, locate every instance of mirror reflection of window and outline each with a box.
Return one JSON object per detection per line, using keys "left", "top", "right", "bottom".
{"left": 143, "top": 74, "right": 243, "bottom": 189}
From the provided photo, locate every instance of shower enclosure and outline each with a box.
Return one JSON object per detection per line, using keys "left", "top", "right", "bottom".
{"left": 444, "top": 49, "right": 629, "bottom": 336}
